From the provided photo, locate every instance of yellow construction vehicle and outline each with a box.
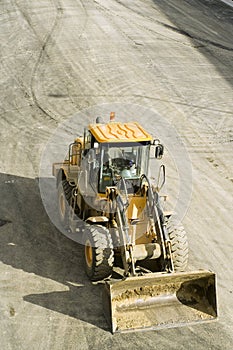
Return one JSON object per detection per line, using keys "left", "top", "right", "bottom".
{"left": 52, "top": 113, "right": 217, "bottom": 332}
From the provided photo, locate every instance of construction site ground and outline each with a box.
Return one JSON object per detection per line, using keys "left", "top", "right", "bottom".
{"left": 0, "top": 1, "right": 232, "bottom": 349}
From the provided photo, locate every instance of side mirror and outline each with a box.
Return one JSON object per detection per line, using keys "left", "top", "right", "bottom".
{"left": 150, "top": 139, "right": 164, "bottom": 159}
{"left": 152, "top": 139, "right": 164, "bottom": 159}
{"left": 155, "top": 144, "right": 164, "bottom": 159}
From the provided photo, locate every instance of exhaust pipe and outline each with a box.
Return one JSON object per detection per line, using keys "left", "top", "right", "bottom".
{"left": 103, "top": 270, "right": 217, "bottom": 333}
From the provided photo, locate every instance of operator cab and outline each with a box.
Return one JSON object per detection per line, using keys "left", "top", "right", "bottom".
{"left": 98, "top": 141, "right": 150, "bottom": 193}
{"left": 82, "top": 114, "right": 164, "bottom": 195}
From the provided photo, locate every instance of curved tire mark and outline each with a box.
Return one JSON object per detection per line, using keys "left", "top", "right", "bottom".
{"left": 29, "top": 1, "right": 64, "bottom": 122}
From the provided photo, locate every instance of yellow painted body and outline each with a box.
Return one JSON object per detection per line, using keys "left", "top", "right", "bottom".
{"left": 127, "top": 196, "right": 146, "bottom": 220}
{"left": 52, "top": 117, "right": 218, "bottom": 333}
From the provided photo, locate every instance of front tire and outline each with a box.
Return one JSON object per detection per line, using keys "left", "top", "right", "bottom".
{"left": 167, "top": 218, "right": 189, "bottom": 272}
{"left": 83, "top": 225, "right": 114, "bottom": 281}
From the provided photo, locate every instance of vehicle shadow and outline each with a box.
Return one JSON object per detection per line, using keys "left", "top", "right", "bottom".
{"left": 0, "top": 172, "right": 109, "bottom": 331}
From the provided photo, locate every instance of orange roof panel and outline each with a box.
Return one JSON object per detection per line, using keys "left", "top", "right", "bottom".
{"left": 89, "top": 122, "right": 152, "bottom": 143}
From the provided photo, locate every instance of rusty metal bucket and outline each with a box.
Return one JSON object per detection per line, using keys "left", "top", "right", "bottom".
{"left": 103, "top": 270, "right": 217, "bottom": 333}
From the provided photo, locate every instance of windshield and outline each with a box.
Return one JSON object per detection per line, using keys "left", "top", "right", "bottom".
{"left": 98, "top": 142, "right": 150, "bottom": 193}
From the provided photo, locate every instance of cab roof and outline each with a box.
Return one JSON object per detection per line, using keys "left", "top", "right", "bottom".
{"left": 89, "top": 121, "right": 152, "bottom": 143}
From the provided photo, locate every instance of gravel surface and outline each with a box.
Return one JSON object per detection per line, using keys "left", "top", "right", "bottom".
{"left": 0, "top": 0, "right": 232, "bottom": 349}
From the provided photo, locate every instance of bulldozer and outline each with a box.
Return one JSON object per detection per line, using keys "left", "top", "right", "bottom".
{"left": 52, "top": 112, "right": 217, "bottom": 332}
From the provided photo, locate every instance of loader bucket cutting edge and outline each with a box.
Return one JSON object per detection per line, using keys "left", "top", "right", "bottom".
{"left": 103, "top": 270, "right": 217, "bottom": 333}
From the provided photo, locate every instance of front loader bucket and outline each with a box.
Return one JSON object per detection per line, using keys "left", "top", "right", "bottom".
{"left": 103, "top": 270, "right": 217, "bottom": 333}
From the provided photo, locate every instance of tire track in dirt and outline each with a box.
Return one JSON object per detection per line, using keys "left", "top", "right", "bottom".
{"left": 104, "top": 0, "right": 233, "bottom": 51}
{"left": 1, "top": 1, "right": 58, "bottom": 125}
{"left": 14, "top": 0, "right": 64, "bottom": 121}
{"left": 85, "top": 0, "right": 203, "bottom": 108}
{"left": 28, "top": 0, "right": 89, "bottom": 116}
{"left": 41, "top": 0, "right": 137, "bottom": 108}
{"left": 11, "top": 0, "right": 87, "bottom": 121}
{"left": 67, "top": 0, "right": 166, "bottom": 103}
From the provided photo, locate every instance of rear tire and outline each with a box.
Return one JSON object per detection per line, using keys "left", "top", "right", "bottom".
{"left": 83, "top": 225, "right": 114, "bottom": 281}
{"left": 167, "top": 218, "right": 189, "bottom": 272}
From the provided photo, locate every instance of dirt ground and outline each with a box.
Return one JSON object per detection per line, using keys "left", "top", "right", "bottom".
{"left": 0, "top": 0, "right": 232, "bottom": 349}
